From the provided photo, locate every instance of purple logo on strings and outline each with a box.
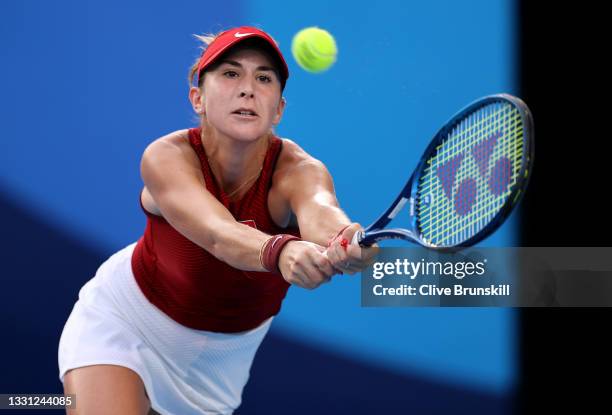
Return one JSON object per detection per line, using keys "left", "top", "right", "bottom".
{"left": 435, "top": 130, "right": 512, "bottom": 216}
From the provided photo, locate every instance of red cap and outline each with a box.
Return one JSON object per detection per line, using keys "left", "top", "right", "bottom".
{"left": 196, "top": 26, "right": 289, "bottom": 90}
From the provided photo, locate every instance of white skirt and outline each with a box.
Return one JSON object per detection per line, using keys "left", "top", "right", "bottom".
{"left": 58, "top": 242, "right": 273, "bottom": 415}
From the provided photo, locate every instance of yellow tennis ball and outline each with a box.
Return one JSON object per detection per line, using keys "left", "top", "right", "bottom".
{"left": 291, "top": 27, "right": 337, "bottom": 73}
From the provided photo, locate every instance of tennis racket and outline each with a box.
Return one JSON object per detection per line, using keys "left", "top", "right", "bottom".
{"left": 352, "top": 93, "right": 534, "bottom": 248}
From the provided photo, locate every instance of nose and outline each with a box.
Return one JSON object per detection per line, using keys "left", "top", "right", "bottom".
{"left": 238, "top": 76, "right": 255, "bottom": 99}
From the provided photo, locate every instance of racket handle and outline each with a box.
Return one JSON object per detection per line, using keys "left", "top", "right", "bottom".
{"left": 351, "top": 230, "right": 365, "bottom": 246}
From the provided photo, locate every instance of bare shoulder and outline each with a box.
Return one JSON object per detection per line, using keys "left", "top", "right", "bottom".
{"left": 275, "top": 138, "right": 326, "bottom": 179}
{"left": 159, "top": 128, "right": 190, "bottom": 145}
{"left": 143, "top": 129, "right": 200, "bottom": 170}
{"left": 272, "top": 137, "right": 333, "bottom": 203}
{"left": 141, "top": 129, "right": 203, "bottom": 216}
{"left": 144, "top": 129, "right": 194, "bottom": 160}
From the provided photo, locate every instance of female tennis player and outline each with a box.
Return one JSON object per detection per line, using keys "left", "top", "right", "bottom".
{"left": 58, "top": 26, "right": 377, "bottom": 414}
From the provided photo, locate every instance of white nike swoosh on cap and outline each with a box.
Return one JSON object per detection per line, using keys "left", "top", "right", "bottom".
{"left": 235, "top": 32, "right": 255, "bottom": 38}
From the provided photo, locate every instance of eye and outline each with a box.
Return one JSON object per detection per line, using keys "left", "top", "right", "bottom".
{"left": 257, "top": 74, "right": 272, "bottom": 83}
{"left": 223, "top": 70, "right": 239, "bottom": 78}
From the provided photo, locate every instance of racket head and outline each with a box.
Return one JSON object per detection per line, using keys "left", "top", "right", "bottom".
{"left": 409, "top": 93, "right": 534, "bottom": 248}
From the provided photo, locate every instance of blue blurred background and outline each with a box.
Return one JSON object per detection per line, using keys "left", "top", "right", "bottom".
{"left": 1, "top": 0, "right": 518, "bottom": 413}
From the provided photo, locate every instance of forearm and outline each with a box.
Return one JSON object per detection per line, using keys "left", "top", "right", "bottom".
{"left": 297, "top": 204, "right": 352, "bottom": 246}
{"left": 158, "top": 196, "right": 272, "bottom": 272}
{"left": 208, "top": 221, "right": 272, "bottom": 272}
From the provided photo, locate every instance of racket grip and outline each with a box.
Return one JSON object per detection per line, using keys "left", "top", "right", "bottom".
{"left": 351, "top": 230, "right": 364, "bottom": 246}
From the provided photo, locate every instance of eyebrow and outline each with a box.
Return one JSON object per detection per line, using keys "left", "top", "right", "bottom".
{"left": 219, "top": 59, "right": 277, "bottom": 73}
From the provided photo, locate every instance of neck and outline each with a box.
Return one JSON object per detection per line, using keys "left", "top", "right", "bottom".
{"left": 201, "top": 125, "right": 269, "bottom": 191}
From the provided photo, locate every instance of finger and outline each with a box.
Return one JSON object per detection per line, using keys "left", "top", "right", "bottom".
{"left": 340, "top": 223, "right": 362, "bottom": 244}
{"left": 301, "top": 262, "right": 330, "bottom": 288}
{"left": 320, "top": 248, "right": 343, "bottom": 275}
{"left": 346, "top": 265, "right": 363, "bottom": 274}
{"left": 326, "top": 242, "right": 343, "bottom": 266}
{"left": 344, "top": 245, "right": 379, "bottom": 269}
{"left": 291, "top": 260, "right": 323, "bottom": 288}
{"left": 312, "top": 259, "right": 333, "bottom": 281}
{"left": 346, "top": 243, "right": 365, "bottom": 260}
{"left": 326, "top": 240, "right": 360, "bottom": 274}
{"left": 338, "top": 254, "right": 372, "bottom": 274}
{"left": 313, "top": 255, "right": 341, "bottom": 282}
{"left": 331, "top": 245, "right": 353, "bottom": 274}
{"left": 334, "top": 243, "right": 358, "bottom": 272}
{"left": 361, "top": 245, "right": 381, "bottom": 262}
{"left": 289, "top": 270, "right": 310, "bottom": 289}
{"left": 315, "top": 253, "right": 338, "bottom": 276}
{"left": 338, "top": 261, "right": 354, "bottom": 275}
{"left": 342, "top": 262, "right": 367, "bottom": 272}
{"left": 304, "top": 245, "right": 338, "bottom": 279}
{"left": 342, "top": 254, "right": 375, "bottom": 268}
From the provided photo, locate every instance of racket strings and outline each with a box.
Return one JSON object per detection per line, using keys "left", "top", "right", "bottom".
{"left": 426, "top": 109, "right": 521, "bottom": 243}
{"left": 423, "top": 108, "right": 522, "bottom": 244}
{"left": 419, "top": 107, "right": 519, "bottom": 196}
{"left": 423, "top": 105, "right": 516, "bottom": 182}
{"left": 417, "top": 102, "right": 524, "bottom": 246}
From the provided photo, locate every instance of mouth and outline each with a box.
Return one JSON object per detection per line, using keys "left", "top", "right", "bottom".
{"left": 232, "top": 109, "right": 258, "bottom": 118}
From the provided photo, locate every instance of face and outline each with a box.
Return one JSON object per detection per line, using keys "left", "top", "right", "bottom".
{"left": 190, "top": 47, "right": 286, "bottom": 143}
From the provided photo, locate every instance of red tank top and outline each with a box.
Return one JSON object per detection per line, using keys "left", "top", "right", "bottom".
{"left": 131, "top": 127, "right": 300, "bottom": 333}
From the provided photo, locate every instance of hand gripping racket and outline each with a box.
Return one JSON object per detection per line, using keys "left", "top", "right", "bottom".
{"left": 352, "top": 93, "right": 534, "bottom": 248}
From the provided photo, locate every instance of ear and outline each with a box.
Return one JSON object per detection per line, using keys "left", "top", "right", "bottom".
{"left": 272, "top": 97, "right": 286, "bottom": 125}
{"left": 189, "top": 86, "right": 206, "bottom": 115}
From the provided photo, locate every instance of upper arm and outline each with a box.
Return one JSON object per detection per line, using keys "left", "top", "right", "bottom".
{"left": 284, "top": 158, "right": 339, "bottom": 219}
{"left": 140, "top": 131, "right": 201, "bottom": 204}
{"left": 278, "top": 141, "right": 349, "bottom": 243}
{"left": 140, "top": 131, "right": 235, "bottom": 249}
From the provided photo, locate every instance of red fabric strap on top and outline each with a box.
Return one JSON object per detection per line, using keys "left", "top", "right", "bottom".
{"left": 262, "top": 234, "right": 301, "bottom": 275}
